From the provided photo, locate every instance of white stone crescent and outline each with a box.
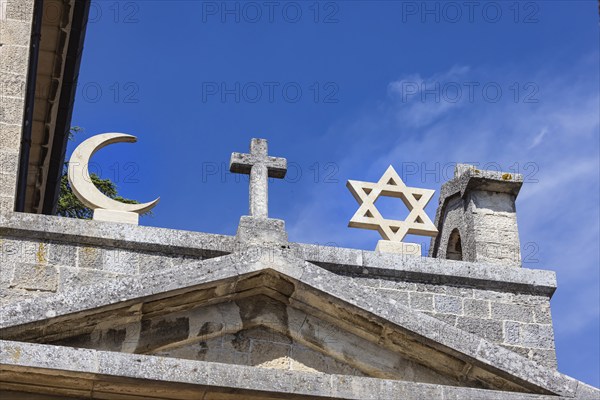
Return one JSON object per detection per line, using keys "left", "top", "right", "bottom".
{"left": 67, "top": 133, "right": 160, "bottom": 215}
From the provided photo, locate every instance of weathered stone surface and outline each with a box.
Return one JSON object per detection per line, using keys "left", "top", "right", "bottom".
{"left": 47, "top": 242, "right": 77, "bottom": 267}
{"left": 0, "top": 214, "right": 560, "bottom": 368}
{"left": 230, "top": 138, "right": 287, "bottom": 218}
{"left": 0, "top": 212, "right": 236, "bottom": 257}
{"left": 137, "top": 252, "right": 182, "bottom": 274}
{"left": 520, "top": 324, "right": 555, "bottom": 349}
{"left": 359, "top": 250, "right": 556, "bottom": 295}
{"left": 0, "top": 253, "right": 584, "bottom": 396}
{"left": 375, "top": 239, "right": 422, "bottom": 256}
{"left": 9, "top": 262, "right": 58, "bottom": 292}
{"left": 456, "top": 316, "right": 503, "bottom": 342}
{"left": 0, "top": 72, "right": 26, "bottom": 98}
{"left": 0, "top": 0, "right": 33, "bottom": 212}
{"left": 463, "top": 298, "right": 491, "bottom": 318}
{"left": 0, "top": 45, "right": 29, "bottom": 75}
{"left": 378, "top": 288, "right": 410, "bottom": 307}
{"left": 575, "top": 382, "right": 600, "bottom": 399}
{"left": 103, "top": 248, "right": 140, "bottom": 275}
{"left": 0, "top": 18, "right": 32, "bottom": 44}
{"left": 0, "top": 173, "right": 17, "bottom": 198}
{"left": 0, "top": 336, "right": 594, "bottom": 399}
{"left": 492, "top": 301, "right": 535, "bottom": 323}
{"left": 4, "top": 0, "right": 34, "bottom": 20}
{"left": 1, "top": 238, "right": 49, "bottom": 266}
{"left": 476, "top": 340, "right": 575, "bottom": 397}
{"left": 534, "top": 305, "right": 553, "bottom": 325}
{"left": 291, "top": 242, "right": 363, "bottom": 268}
{"left": 504, "top": 321, "right": 521, "bottom": 345}
{"left": 434, "top": 294, "right": 463, "bottom": 315}
{"left": 57, "top": 266, "right": 120, "bottom": 293}
{"left": 0, "top": 124, "right": 22, "bottom": 155}
{"left": 0, "top": 150, "right": 19, "bottom": 175}
{"left": 77, "top": 245, "right": 104, "bottom": 269}
{"left": 0, "top": 92, "right": 26, "bottom": 125}
{"left": 1, "top": 212, "right": 557, "bottom": 293}
{"left": 0, "top": 237, "right": 595, "bottom": 397}
{"left": 409, "top": 292, "right": 434, "bottom": 311}
{"left": 236, "top": 215, "right": 288, "bottom": 245}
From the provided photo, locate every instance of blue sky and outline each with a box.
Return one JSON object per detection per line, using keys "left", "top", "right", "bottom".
{"left": 69, "top": 1, "right": 599, "bottom": 386}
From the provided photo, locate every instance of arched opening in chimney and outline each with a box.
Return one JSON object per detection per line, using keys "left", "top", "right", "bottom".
{"left": 446, "top": 228, "right": 463, "bottom": 261}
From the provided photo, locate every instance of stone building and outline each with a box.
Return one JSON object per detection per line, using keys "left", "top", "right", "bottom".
{"left": 1, "top": 1, "right": 599, "bottom": 399}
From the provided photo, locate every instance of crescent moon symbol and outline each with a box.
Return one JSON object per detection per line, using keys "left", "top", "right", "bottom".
{"left": 68, "top": 133, "right": 160, "bottom": 214}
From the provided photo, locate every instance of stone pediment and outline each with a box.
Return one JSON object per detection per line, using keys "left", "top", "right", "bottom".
{"left": 0, "top": 248, "right": 594, "bottom": 399}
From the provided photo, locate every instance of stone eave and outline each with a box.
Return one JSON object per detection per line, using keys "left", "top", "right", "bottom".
{"left": 3, "top": 340, "right": 598, "bottom": 400}
{"left": 0, "top": 250, "right": 581, "bottom": 397}
{"left": 0, "top": 212, "right": 557, "bottom": 296}
{"left": 15, "top": 0, "right": 91, "bottom": 214}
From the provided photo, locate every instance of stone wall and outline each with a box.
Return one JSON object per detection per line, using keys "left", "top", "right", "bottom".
{"left": 0, "top": 235, "right": 208, "bottom": 304}
{"left": 0, "top": 224, "right": 557, "bottom": 370}
{"left": 468, "top": 190, "right": 522, "bottom": 266}
{"left": 0, "top": 0, "right": 34, "bottom": 214}
{"left": 2, "top": 210, "right": 583, "bottom": 398}
{"left": 342, "top": 274, "right": 556, "bottom": 369}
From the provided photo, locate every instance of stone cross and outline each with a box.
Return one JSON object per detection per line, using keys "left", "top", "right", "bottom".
{"left": 230, "top": 138, "right": 287, "bottom": 218}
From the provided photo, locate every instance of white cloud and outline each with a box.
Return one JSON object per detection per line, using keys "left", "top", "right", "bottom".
{"left": 529, "top": 127, "right": 548, "bottom": 149}
{"left": 386, "top": 65, "right": 472, "bottom": 128}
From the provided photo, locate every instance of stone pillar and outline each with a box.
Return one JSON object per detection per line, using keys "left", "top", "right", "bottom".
{"left": 429, "top": 164, "right": 523, "bottom": 267}
{"left": 0, "top": 0, "right": 35, "bottom": 215}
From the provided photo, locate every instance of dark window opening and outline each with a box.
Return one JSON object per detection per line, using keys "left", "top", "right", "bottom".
{"left": 446, "top": 228, "right": 463, "bottom": 261}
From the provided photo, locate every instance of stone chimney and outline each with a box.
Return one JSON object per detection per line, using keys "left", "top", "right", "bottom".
{"left": 429, "top": 164, "right": 523, "bottom": 267}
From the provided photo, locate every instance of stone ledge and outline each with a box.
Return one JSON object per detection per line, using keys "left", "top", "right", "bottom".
{"left": 1, "top": 340, "right": 596, "bottom": 399}
{"left": 291, "top": 243, "right": 556, "bottom": 296}
{"left": 0, "top": 211, "right": 236, "bottom": 258}
{"left": 439, "top": 164, "right": 524, "bottom": 203}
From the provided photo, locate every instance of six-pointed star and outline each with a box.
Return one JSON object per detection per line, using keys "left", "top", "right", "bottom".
{"left": 347, "top": 165, "right": 438, "bottom": 242}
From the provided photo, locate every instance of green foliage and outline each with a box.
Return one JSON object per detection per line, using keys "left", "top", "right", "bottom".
{"left": 56, "top": 127, "right": 150, "bottom": 219}
{"left": 56, "top": 169, "right": 149, "bottom": 219}
{"left": 68, "top": 126, "right": 84, "bottom": 141}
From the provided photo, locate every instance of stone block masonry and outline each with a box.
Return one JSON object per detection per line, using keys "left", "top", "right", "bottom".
{"left": 1, "top": 212, "right": 558, "bottom": 369}
{"left": 0, "top": 0, "right": 35, "bottom": 212}
{"left": 0, "top": 235, "right": 208, "bottom": 304}
{"left": 338, "top": 273, "right": 557, "bottom": 369}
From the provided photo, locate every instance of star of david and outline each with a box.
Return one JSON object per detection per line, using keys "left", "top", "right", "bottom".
{"left": 347, "top": 166, "right": 438, "bottom": 242}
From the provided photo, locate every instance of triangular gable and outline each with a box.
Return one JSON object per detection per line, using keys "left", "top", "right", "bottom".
{"left": 0, "top": 248, "right": 583, "bottom": 397}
